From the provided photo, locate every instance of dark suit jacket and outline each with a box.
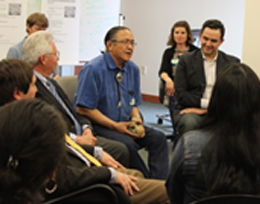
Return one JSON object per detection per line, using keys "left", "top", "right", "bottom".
{"left": 36, "top": 78, "right": 92, "bottom": 134}
{"left": 56, "top": 147, "right": 111, "bottom": 193}
{"left": 175, "top": 49, "right": 240, "bottom": 110}
{"left": 44, "top": 146, "right": 118, "bottom": 202}
{"left": 36, "top": 77, "right": 130, "bottom": 203}
{"left": 35, "top": 77, "right": 96, "bottom": 155}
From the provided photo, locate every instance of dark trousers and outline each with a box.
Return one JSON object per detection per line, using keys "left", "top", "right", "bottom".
{"left": 169, "top": 95, "right": 176, "bottom": 130}
{"left": 96, "top": 136, "right": 129, "bottom": 167}
{"left": 94, "top": 124, "right": 169, "bottom": 179}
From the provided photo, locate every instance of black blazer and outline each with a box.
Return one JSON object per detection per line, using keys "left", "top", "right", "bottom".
{"left": 47, "top": 146, "right": 111, "bottom": 198}
{"left": 36, "top": 78, "right": 92, "bottom": 134}
{"left": 35, "top": 79, "right": 113, "bottom": 195}
{"left": 158, "top": 44, "right": 198, "bottom": 80}
{"left": 35, "top": 77, "right": 96, "bottom": 154}
{"left": 35, "top": 78, "right": 128, "bottom": 202}
{"left": 175, "top": 49, "right": 240, "bottom": 109}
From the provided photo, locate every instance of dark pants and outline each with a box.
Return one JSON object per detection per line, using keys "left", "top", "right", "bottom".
{"left": 94, "top": 124, "right": 169, "bottom": 179}
{"left": 96, "top": 136, "right": 129, "bottom": 167}
{"left": 174, "top": 112, "right": 204, "bottom": 136}
{"left": 169, "top": 95, "right": 176, "bottom": 130}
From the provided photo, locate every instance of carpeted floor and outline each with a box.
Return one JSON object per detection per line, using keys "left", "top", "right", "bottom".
{"left": 139, "top": 101, "right": 173, "bottom": 135}
{"left": 138, "top": 101, "right": 174, "bottom": 168}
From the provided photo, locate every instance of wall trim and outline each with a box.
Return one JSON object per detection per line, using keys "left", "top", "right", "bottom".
{"left": 142, "top": 94, "right": 160, "bottom": 104}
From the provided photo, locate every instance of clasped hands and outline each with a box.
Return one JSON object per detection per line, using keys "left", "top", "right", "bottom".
{"left": 76, "top": 127, "right": 97, "bottom": 146}
{"left": 113, "top": 118, "right": 145, "bottom": 138}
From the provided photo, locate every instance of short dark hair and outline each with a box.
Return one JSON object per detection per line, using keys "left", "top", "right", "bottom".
{"left": 167, "top": 20, "right": 193, "bottom": 46}
{"left": 0, "top": 59, "right": 33, "bottom": 106}
{"left": 0, "top": 99, "right": 66, "bottom": 203}
{"left": 26, "top": 12, "right": 49, "bottom": 33}
{"left": 104, "top": 26, "right": 131, "bottom": 47}
{"left": 201, "top": 19, "right": 225, "bottom": 40}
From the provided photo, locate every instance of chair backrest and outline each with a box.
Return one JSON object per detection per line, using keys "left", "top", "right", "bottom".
{"left": 190, "top": 194, "right": 260, "bottom": 204}
{"left": 56, "top": 75, "right": 78, "bottom": 105}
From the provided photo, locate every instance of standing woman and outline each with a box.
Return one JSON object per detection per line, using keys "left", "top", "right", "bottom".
{"left": 166, "top": 63, "right": 260, "bottom": 204}
{"left": 158, "top": 20, "right": 198, "bottom": 130}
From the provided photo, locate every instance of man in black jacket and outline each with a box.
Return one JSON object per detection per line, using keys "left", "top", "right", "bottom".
{"left": 174, "top": 19, "right": 240, "bottom": 136}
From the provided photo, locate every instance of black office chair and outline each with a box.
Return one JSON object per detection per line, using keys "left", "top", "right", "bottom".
{"left": 156, "top": 80, "right": 172, "bottom": 125}
{"left": 189, "top": 194, "right": 260, "bottom": 204}
{"left": 43, "top": 184, "right": 120, "bottom": 204}
{"left": 156, "top": 79, "right": 178, "bottom": 142}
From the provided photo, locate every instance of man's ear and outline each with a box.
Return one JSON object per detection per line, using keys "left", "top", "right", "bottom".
{"left": 106, "top": 41, "right": 113, "bottom": 51}
{"left": 26, "top": 24, "right": 32, "bottom": 35}
{"left": 39, "top": 54, "right": 47, "bottom": 65}
{"left": 13, "top": 88, "right": 24, "bottom": 100}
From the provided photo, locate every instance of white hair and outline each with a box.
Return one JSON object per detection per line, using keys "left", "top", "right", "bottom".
{"left": 22, "top": 31, "right": 53, "bottom": 67}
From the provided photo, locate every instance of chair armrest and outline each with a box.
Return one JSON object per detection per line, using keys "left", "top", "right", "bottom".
{"left": 42, "top": 183, "right": 119, "bottom": 204}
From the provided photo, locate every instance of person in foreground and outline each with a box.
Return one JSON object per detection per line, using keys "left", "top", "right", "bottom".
{"left": 166, "top": 62, "right": 260, "bottom": 204}
{"left": 174, "top": 19, "right": 240, "bottom": 136}
{"left": 158, "top": 20, "right": 198, "bottom": 129}
{"left": 0, "top": 59, "right": 170, "bottom": 204}
{"left": 0, "top": 99, "right": 66, "bottom": 204}
{"left": 75, "top": 26, "right": 169, "bottom": 179}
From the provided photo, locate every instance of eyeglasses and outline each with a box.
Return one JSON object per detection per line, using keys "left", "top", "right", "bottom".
{"left": 112, "top": 39, "right": 137, "bottom": 46}
{"left": 45, "top": 51, "right": 60, "bottom": 57}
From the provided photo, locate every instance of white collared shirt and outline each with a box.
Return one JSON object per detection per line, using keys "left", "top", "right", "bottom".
{"left": 200, "top": 53, "right": 218, "bottom": 109}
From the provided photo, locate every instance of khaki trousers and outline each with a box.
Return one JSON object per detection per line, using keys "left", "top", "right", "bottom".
{"left": 117, "top": 168, "right": 170, "bottom": 204}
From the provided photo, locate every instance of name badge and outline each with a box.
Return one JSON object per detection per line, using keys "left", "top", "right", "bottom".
{"left": 129, "top": 98, "right": 135, "bottom": 106}
{"left": 171, "top": 58, "right": 179, "bottom": 66}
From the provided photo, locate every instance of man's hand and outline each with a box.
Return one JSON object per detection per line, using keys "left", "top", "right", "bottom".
{"left": 76, "top": 128, "right": 97, "bottom": 146}
{"left": 113, "top": 121, "right": 142, "bottom": 138}
{"left": 128, "top": 117, "right": 145, "bottom": 138}
{"left": 115, "top": 171, "right": 139, "bottom": 196}
{"left": 180, "top": 108, "right": 207, "bottom": 115}
{"left": 100, "top": 151, "right": 125, "bottom": 169}
{"left": 131, "top": 117, "right": 143, "bottom": 125}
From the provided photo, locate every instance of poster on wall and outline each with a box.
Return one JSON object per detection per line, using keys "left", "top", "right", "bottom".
{"left": 0, "top": 0, "right": 120, "bottom": 63}
{"left": 0, "top": 0, "right": 27, "bottom": 59}
{"left": 192, "top": 29, "right": 201, "bottom": 48}
{"left": 79, "top": 0, "right": 120, "bottom": 61}
{"left": 41, "top": 0, "right": 80, "bottom": 65}
{"left": 27, "top": 0, "right": 41, "bottom": 15}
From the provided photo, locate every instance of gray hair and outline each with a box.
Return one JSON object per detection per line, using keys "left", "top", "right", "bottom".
{"left": 22, "top": 31, "right": 53, "bottom": 67}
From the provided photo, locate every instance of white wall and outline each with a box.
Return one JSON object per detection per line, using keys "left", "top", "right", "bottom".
{"left": 121, "top": 0, "right": 246, "bottom": 96}
{"left": 242, "top": 0, "right": 260, "bottom": 76}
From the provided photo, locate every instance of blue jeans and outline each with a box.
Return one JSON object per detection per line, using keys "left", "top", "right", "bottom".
{"left": 93, "top": 124, "right": 169, "bottom": 179}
